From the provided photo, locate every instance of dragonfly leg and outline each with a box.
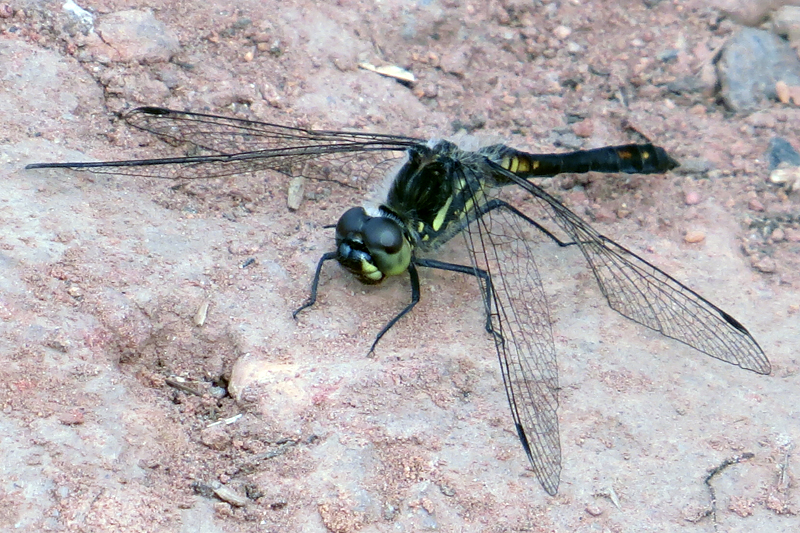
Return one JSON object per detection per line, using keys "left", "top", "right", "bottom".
{"left": 415, "top": 258, "right": 498, "bottom": 336}
{"left": 370, "top": 258, "right": 505, "bottom": 355}
{"left": 368, "top": 262, "right": 422, "bottom": 355}
{"left": 293, "top": 251, "right": 338, "bottom": 318}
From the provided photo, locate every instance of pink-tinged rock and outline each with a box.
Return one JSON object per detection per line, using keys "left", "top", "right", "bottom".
{"left": 684, "top": 230, "right": 706, "bottom": 243}
{"left": 95, "top": 10, "right": 180, "bottom": 64}
{"left": 684, "top": 190, "right": 702, "bottom": 205}
{"left": 572, "top": 119, "right": 594, "bottom": 138}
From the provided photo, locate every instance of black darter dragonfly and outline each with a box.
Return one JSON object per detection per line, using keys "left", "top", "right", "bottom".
{"left": 27, "top": 107, "right": 770, "bottom": 495}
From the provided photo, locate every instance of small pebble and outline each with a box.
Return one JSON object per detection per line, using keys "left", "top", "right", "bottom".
{"left": 746, "top": 112, "right": 776, "bottom": 128}
{"left": 209, "top": 386, "right": 228, "bottom": 399}
{"left": 287, "top": 176, "right": 306, "bottom": 211}
{"left": 684, "top": 230, "right": 706, "bottom": 244}
{"left": 770, "top": 228, "right": 785, "bottom": 242}
{"left": 592, "top": 206, "right": 616, "bottom": 223}
{"left": 566, "top": 41, "right": 582, "bottom": 54}
{"left": 200, "top": 425, "right": 232, "bottom": 450}
{"left": 752, "top": 256, "right": 777, "bottom": 273}
{"left": 776, "top": 80, "right": 791, "bottom": 104}
{"left": 213, "top": 485, "right": 248, "bottom": 507}
{"left": 689, "top": 104, "right": 706, "bottom": 115}
{"left": 748, "top": 198, "right": 765, "bottom": 212}
{"left": 59, "top": 411, "right": 85, "bottom": 426}
{"left": 553, "top": 25, "right": 572, "bottom": 39}
{"left": 676, "top": 158, "right": 714, "bottom": 174}
{"left": 684, "top": 191, "right": 701, "bottom": 205}
{"left": 193, "top": 301, "right": 210, "bottom": 327}
{"left": 66, "top": 285, "right": 83, "bottom": 298}
{"left": 769, "top": 166, "right": 800, "bottom": 191}
{"left": 572, "top": 119, "right": 594, "bottom": 138}
{"left": 785, "top": 228, "right": 800, "bottom": 242}
{"left": 585, "top": 504, "right": 603, "bottom": 517}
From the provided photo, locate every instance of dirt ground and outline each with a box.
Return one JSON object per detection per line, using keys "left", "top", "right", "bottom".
{"left": 1, "top": 0, "right": 799, "bottom": 532}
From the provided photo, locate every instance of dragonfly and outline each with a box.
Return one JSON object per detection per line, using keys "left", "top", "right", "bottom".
{"left": 26, "top": 107, "right": 771, "bottom": 495}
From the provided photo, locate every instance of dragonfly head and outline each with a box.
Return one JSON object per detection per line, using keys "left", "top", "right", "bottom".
{"left": 335, "top": 207, "right": 412, "bottom": 285}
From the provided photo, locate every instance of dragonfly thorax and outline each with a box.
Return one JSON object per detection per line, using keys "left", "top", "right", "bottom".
{"left": 335, "top": 207, "right": 412, "bottom": 285}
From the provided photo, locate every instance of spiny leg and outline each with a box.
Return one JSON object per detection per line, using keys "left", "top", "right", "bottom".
{"left": 293, "top": 251, "right": 338, "bottom": 318}
{"left": 368, "top": 258, "right": 505, "bottom": 355}
{"left": 414, "top": 258, "right": 498, "bottom": 338}
{"left": 367, "top": 262, "right": 422, "bottom": 355}
{"left": 292, "top": 252, "right": 425, "bottom": 356}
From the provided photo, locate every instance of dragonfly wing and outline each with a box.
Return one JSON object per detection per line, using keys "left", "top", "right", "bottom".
{"left": 30, "top": 107, "right": 420, "bottom": 185}
{"left": 508, "top": 172, "right": 770, "bottom": 375}
{"left": 31, "top": 146, "right": 405, "bottom": 185}
{"left": 124, "top": 106, "right": 422, "bottom": 154}
{"left": 462, "top": 183, "right": 562, "bottom": 496}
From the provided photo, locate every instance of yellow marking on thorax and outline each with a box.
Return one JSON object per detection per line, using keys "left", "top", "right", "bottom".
{"left": 463, "top": 197, "right": 474, "bottom": 215}
{"left": 457, "top": 179, "right": 488, "bottom": 219}
{"left": 432, "top": 195, "right": 454, "bottom": 232}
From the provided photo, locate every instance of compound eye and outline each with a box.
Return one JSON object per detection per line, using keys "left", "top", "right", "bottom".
{"left": 363, "top": 217, "right": 403, "bottom": 255}
{"left": 336, "top": 207, "right": 368, "bottom": 240}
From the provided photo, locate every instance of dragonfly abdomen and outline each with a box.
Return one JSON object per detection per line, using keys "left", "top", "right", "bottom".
{"left": 484, "top": 143, "right": 679, "bottom": 178}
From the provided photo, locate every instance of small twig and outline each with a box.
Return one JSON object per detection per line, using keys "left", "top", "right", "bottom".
{"left": 165, "top": 377, "right": 204, "bottom": 397}
{"left": 206, "top": 413, "right": 243, "bottom": 428}
{"left": 777, "top": 449, "right": 791, "bottom": 491}
{"left": 703, "top": 452, "right": 755, "bottom": 532}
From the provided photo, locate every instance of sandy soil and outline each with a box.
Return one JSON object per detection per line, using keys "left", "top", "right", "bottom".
{"left": 1, "top": 0, "right": 799, "bottom": 532}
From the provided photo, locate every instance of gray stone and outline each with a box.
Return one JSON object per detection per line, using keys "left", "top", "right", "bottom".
{"left": 717, "top": 28, "right": 800, "bottom": 111}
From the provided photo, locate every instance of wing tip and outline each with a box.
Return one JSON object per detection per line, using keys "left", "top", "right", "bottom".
{"left": 131, "top": 106, "right": 172, "bottom": 116}
{"left": 516, "top": 422, "right": 561, "bottom": 496}
{"left": 743, "top": 357, "right": 772, "bottom": 375}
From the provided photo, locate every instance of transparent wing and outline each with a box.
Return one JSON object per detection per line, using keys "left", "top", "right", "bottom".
{"left": 504, "top": 170, "right": 770, "bottom": 375}
{"left": 458, "top": 159, "right": 769, "bottom": 494}
{"left": 462, "top": 187, "right": 562, "bottom": 496}
{"left": 124, "top": 107, "right": 420, "bottom": 153}
{"left": 27, "top": 107, "right": 422, "bottom": 185}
